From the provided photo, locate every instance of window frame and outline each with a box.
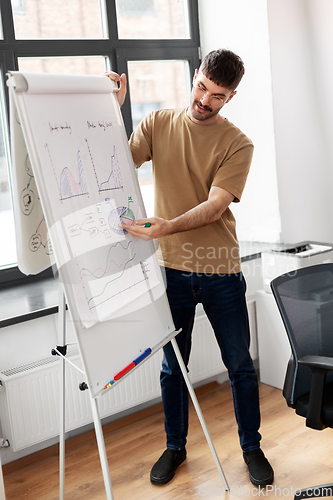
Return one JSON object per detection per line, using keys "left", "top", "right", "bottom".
{"left": 0, "top": 0, "right": 200, "bottom": 286}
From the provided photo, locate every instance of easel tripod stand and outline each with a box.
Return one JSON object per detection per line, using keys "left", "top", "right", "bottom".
{"left": 54, "top": 283, "right": 229, "bottom": 499}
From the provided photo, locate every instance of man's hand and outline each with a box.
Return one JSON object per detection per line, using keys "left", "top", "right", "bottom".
{"left": 105, "top": 71, "right": 127, "bottom": 107}
{"left": 120, "top": 187, "right": 234, "bottom": 241}
{"left": 120, "top": 217, "right": 172, "bottom": 241}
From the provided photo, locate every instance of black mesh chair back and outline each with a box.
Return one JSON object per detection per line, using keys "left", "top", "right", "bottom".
{"left": 271, "top": 263, "right": 333, "bottom": 408}
{"left": 271, "top": 263, "right": 333, "bottom": 499}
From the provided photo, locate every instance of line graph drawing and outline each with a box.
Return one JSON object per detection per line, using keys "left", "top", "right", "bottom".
{"left": 80, "top": 240, "right": 134, "bottom": 280}
{"left": 73, "top": 233, "right": 140, "bottom": 316}
{"left": 45, "top": 143, "right": 89, "bottom": 201}
{"left": 99, "top": 145, "right": 123, "bottom": 191}
{"left": 85, "top": 253, "right": 160, "bottom": 321}
{"left": 72, "top": 229, "right": 146, "bottom": 318}
{"left": 87, "top": 139, "right": 123, "bottom": 192}
{"left": 59, "top": 150, "right": 88, "bottom": 199}
{"left": 87, "top": 253, "right": 137, "bottom": 308}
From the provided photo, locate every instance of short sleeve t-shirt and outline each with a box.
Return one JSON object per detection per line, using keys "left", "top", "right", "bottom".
{"left": 129, "top": 108, "right": 254, "bottom": 274}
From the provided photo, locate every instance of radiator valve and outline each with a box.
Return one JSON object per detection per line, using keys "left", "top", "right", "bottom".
{"left": 0, "top": 438, "right": 10, "bottom": 449}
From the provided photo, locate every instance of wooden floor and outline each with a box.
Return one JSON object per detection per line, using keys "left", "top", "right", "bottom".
{"left": 2, "top": 381, "right": 333, "bottom": 499}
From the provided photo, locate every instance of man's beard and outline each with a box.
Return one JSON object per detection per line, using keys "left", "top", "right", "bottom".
{"left": 190, "top": 99, "right": 221, "bottom": 121}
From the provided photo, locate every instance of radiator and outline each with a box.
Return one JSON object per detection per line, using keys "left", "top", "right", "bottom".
{"left": 0, "top": 313, "right": 227, "bottom": 452}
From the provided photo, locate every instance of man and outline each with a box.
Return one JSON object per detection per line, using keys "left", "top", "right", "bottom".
{"left": 107, "top": 49, "right": 274, "bottom": 488}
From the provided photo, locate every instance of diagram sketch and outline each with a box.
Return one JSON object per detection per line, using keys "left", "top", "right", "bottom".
{"left": 18, "top": 152, "right": 54, "bottom": 259}
{"left": 20, "top": 155, "right": 35, "bottom": 215}
{"left": 63, "top": 198, "right": 123, "bottom": 257}
{"left": 29, "top": 218, "right": 53, "bottom": 255}
{"left": 16, "top": 154, "right": 53, "bottom": 256}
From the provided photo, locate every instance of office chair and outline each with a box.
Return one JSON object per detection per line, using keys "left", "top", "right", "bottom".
{"left": 270, "top": 263, "right": 333, "bottom": 499}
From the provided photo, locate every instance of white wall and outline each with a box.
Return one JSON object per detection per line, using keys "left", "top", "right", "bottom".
{"left": 198, "top": 0, "right": 281, "bottom": 243}
{"left": 198, "top": 0, "right": 333, "bottom": 245}
{"left": 306, "top": 0, "right": 333, "bottom": 171}
{"left": 267, "top": 0, "right": 333, "bottom": 244}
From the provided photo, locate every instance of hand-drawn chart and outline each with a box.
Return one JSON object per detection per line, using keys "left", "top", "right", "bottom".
{"left": 45, "top": 143, "right": 89, "bottom": 201}
{"left": 91, "top": 143, "right": 123, "bottom": 193}
{"left": 11, "top": 88, "right": 159, "bottom": 326}
{"left": 61, "top": 193, "right": 158, "bottom": 322}
{"left": 85, "top": 252, "right": 159, "bottom": 322}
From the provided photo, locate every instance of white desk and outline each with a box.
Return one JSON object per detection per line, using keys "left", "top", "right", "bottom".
{"left": 256, "top": 289, "right": 291, "bottom": 390}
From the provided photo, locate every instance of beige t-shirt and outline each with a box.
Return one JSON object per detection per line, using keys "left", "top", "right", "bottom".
{"left": 130, "top": 108, "right": 254, "bottom": 274}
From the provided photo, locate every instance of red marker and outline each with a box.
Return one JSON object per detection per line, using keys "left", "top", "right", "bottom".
{"left": 114, "top": 362, "right": 135, "bottom": 381}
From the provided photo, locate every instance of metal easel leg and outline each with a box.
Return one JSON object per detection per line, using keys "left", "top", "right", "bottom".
{"left": 170, "top": 337, "right": 229, "bottom": 491}
{"left": 58, "top": 285, "right": 66, "bottom": 500}
{"left": 56, "top": 285, "right": 113, "bottom": 499}
{"left": 90, "top": 398, "right": 114, "bottom": 500}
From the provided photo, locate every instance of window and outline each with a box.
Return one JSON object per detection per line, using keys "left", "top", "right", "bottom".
{"left": 0, "top": 0, "right": 200, "bottom": 283}
{"left": 128, "top": 59, "right": 190, "bottom": 216}
{"left": 117, "top": 0, "right": 155, "bottom": 17}
{"left": 0, "top": 83, "right": 14, "bottom": 268}
{"left": 12, "top": 0, "right": 105, "bottom": 39}
{"left": 10, "top": 0, "right": 23, "bottom": 14}
{"left": 115, "top": 0, "right": 190, "bottom": 39}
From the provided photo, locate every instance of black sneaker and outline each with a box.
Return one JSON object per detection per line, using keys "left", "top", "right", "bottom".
{"left": 150, "top": 448, "right": 187, "bottom": 485}
{"left": 243, "top": 449, "right": 274, "bottom": 486}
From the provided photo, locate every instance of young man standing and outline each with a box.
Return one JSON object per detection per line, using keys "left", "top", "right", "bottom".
{"left": 107, "top": 49, "right": 274, "bottom": 488}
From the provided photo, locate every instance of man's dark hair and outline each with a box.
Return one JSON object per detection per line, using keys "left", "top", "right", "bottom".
{"left": 200, "top": 49, "right": 245, "bottom": 90}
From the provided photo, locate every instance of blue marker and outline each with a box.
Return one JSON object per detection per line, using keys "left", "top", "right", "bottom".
{"left": 133, "top": 348, "right": 152, "bottom": 365}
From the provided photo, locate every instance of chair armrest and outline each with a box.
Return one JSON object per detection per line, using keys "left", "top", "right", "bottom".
{"left": 298, "top": 355, "right": 333, "bottom": 372}
{"left": 297, "top": 355, "right": 333, "bottom": 430}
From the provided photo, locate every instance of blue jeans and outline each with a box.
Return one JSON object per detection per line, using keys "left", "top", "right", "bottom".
{"left": 160, "top": 267, "right": 261, "bottom": 453}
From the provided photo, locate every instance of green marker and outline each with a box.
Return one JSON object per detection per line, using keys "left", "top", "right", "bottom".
{"left": 145, "top": 222, "right": 151, "bottom": 228}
